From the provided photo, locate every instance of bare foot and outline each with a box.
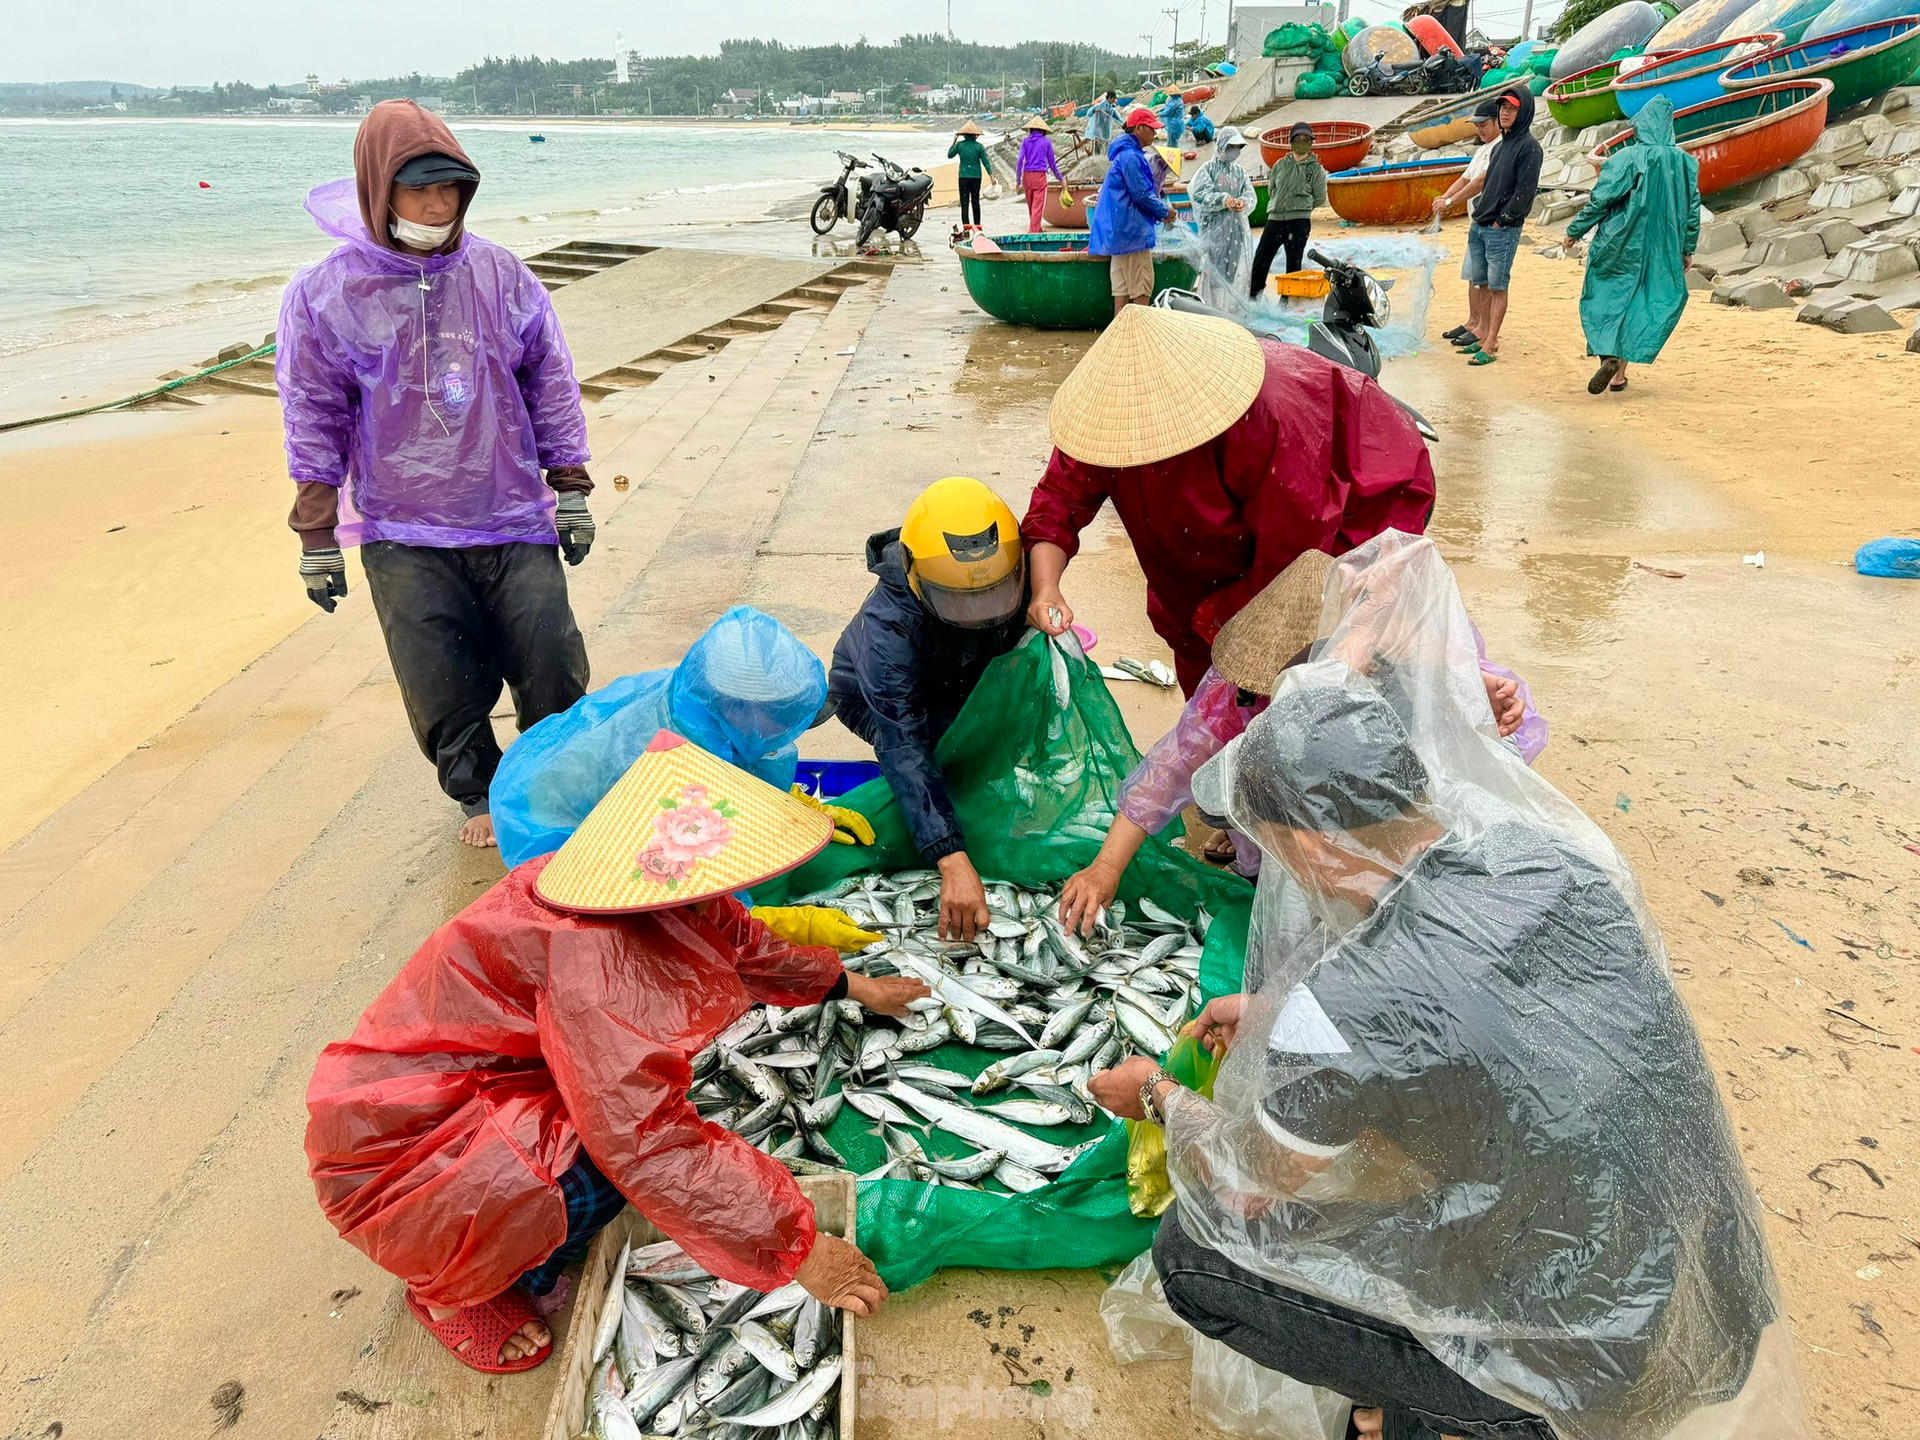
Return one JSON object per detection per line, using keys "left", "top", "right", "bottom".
{"left": 425, "top": 1300, "right": 548, "bottom": 1364}
{"left": 1354, "top": 1408, "right": 1385, "bottom": 1440}
{"left": 459, "top": 812, "right": 497, "bottom": 848}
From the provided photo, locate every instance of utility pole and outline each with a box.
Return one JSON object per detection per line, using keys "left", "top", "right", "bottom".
{"left": 1520, "top": 0, "right": 1535, "bottom": 38}
{"left": 1164, "top": 7, "right": 1182, "bottom": 73}
{"left": 1142, "top": 31, "right": 1157, "bottom": 77}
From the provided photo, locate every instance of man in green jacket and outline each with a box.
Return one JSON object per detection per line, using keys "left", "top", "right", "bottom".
{"left": 1248, "top": 121, "right": 1327, "bottom": 298}
{"left": 949, "top": 120, "right": 996, "bottom": 231}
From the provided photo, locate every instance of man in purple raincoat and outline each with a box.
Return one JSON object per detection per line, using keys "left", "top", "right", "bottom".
{"left": 277, "top": 101, "right": 594, "bottom": 848}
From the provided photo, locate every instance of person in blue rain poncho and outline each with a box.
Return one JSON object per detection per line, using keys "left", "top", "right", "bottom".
{"left": 1087, "top": 90, "right": 1122, "bottom": 147}
{"left": 490, "top": 607, "right": 858, "bottom": 869}
{"left": 1564, "top": 95, "right": 1700, "bottom": 396}
{"left": 1162, "top": 91, "right": 1187, "bottom": 145}
{"left": 1186, "top": 126, "right": 1256, "bottom": 308}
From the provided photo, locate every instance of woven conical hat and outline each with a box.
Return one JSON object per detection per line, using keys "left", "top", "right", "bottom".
{"left": 1049, "top": 306, "right": 1264, "bottom": 467}
{"left": 955, "top": 119, "right": 984, "bottom": 136}
{"left": 535, "top": 732, "right": 832, "bottom": 914}
{"left": 1024, "top": 116, "right": 1052, "bottom": 131}
{"left": 1210, "top": 550, "right": 1334, "bottom": 695}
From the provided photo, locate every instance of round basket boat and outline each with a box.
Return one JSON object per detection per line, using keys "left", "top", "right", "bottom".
{"left": 1258, "top": 119, "right": 1376, "bottom": 171}
{"left": 1041, "top": 181, "right": 1104, "bottom": 229}
{"left": 1611, "top": 31, "right": 1782, "bottom": 115}
{"left": 1326, "top": 156, "right": 1472, "bottom": 225}
{"left": 1590, "top": 76, "right": 1831, "bottom": 193}
{"left": 954, "top": 234, "right": 1199, "bottom": 329}
{"left": 1546, "top": 58, "right": 1633, "bottom": 126}
{"left": 1719, "top": 16, "right": 1920, "bottom": 111}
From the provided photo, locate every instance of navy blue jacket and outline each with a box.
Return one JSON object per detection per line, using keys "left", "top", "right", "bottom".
{"left": 828, "top": 529, "right": 1027, "bottom": 862}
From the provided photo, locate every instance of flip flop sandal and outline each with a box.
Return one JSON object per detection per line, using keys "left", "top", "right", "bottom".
{"left": 1449, "top": 332, "right": 1480, "bottom": 347}
{"left": 1441, "top": 325, "right": 1472, "bottom": 341}
{"left": 1458, "top": 341, "right": 1483, "bottom": 356}
{"left": 1202, "top": 832, "right": 1238, "bottom": 866}
{"left": 1587, "top": 357, "right": 1624, "bottom": 394}
{"left": 405, "top": 1288, "right": 552, "bottom": 1374}
{"left": 1609, "top": 375, "right": 1629, "bottom": 392}
{"left": 1469, "top": 351, "right": 1499, "bottom": 365}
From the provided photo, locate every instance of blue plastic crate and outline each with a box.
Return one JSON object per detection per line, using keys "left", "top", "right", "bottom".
{"left": 793, "top": 759, "right": 884, "bottom": 800}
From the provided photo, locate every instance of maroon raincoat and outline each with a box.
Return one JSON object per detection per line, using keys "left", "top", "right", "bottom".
{"left": 1022, "top": 341, "right": 1436, "bottom": 694}
{"left": 304, "top": 859, "right": 842, "bottom": 1308}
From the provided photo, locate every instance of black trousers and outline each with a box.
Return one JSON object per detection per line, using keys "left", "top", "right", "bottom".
{"left": 1154, "top": 1210, "right": 1554, "bottom": 1440}
{"left": 1250, "top": 218, "right": 1313, "bottom": 297}
{"left": 958, "top": 176, "right": 983, "bottom": 226}
{"left": 361, "top": 540, "right": 590, "bottom": 813}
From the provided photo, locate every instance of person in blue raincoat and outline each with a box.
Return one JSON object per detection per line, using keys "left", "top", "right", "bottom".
{"left": 1087, "top": 90, "right": 1122, "bottom": 147}
{"left": 1564, "top": 96, "right": 1700, "bottom": 396}
{"left": 1161, "top": 91, "right": 1187, "bottom": 146}
{"left": 490, "top": 607, "right": 835, "bottom": 868}
{"left": 1091, "top": 107, "right": 1175, "bottom": 315}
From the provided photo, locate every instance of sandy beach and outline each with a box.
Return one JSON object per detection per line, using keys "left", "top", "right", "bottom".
{"left": 0, "top": 159, "right": 1914, "bottom": 1440}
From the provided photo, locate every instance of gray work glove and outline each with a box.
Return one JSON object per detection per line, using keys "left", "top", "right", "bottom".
{"left": 300, "top": 546, "right": 348, "bottom": 613}
{"left": 555, "top": 492, "right": 595, "bottom": 567}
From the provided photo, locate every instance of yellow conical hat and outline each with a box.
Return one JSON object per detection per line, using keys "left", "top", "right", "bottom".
{"left": 1048, "top": 305, "right": 1265, "bottom": 468}
{"left": 535, "top": 732, "right": 833, "bottom": 914}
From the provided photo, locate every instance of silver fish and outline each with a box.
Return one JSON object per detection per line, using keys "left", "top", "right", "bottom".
{"left": 591, "top": 1237, "right": 632, "bottom": 1363}
{"left": 995, "top": 1158, "right": 1050, "bottom": 1193}
{"left": 590, "top": 1390, "right": 643, "bottom": 1440}
{"left": 978, "top": 1098, "right": 1073, "bottom": 1126}
{"left": 646, "top": 1281, "right": 709, "bottom": 1339}
{"left": 970, "top": 1048, "right": 1063, "bottom": 1096}
{"left": 887, "top": 952, "right": 1039, "bottom": 1047}
{"left": 624, "top": 1354, "right": 699, "bottom": 1427}
{"left": 885, "top": 1080, "right": 1078, "bottom": 1172}
{"left": 1038, "top": 996, "right": 1096, "bottom": 1050}
{"left": 923, "top": 1147, "right": 1005, "bottom": 1181}
{"left": 727, "top": 1356, "right": 844, "bottom": 1428}
{"left": 731, "top": 1319, "right": 800, "bottom": 1383}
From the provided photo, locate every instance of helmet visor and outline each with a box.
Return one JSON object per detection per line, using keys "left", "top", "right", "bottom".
{"left": 916, "top": 562, "right": 1027, "bottom": 629}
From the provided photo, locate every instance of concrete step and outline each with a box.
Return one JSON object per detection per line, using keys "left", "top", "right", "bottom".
{"left": 790, "top": 285, "right": 848, "bottom": 304}
{"left": 199, "top": 376, "right": 279, "bottom": 399}
{"left": 725, "top": 314, "right": 785, "bottom": 333}
{"left": 759, "top": 298, "right": 824, "bottom": 316}
{"left": 834, "top": 259, "right": 894, "bottom": 278}
{"left": 526, "top": 260, "right": 604, "bottom": 282}
{"left": 552, "top": 241, "right": 654, "bottom": 260}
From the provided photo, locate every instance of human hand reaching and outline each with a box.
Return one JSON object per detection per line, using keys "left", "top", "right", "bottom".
{"left": 1186, "top": 993, "right": 1247, "bottom": 1058}
{"left": 845, "top": 971, "right": 931, "bottom": 1019}
{"left": 794, "top": 1234, "right": 889, "bottom": 1317}
{"left": 1482, "top": 669, "right": 1524, "bottom": 737}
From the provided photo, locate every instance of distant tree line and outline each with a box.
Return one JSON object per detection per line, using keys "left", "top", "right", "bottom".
{"left": 0, "top": 34, "right": 1173, "bottom": 117}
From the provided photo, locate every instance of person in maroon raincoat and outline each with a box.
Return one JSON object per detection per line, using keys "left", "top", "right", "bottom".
{"left": 1020, "top": 305, "right": 1435, "bottom": 695}
{"left": 305, "top": 734, "right": 926, "bottom": 1373}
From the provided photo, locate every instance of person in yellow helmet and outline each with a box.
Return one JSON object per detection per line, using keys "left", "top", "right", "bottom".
{"left": 827, "top": 478, "right": 1029, "bottom": 941}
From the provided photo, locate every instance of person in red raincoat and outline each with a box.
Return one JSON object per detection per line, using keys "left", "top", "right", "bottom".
{"left": 305, "top": 733, "right": 927, "bottom": 1373}
{"left": 1020, "top": 305, "right": 1435, "bottom": 696}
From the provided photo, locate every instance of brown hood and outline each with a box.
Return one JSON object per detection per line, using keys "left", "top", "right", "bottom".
{"left": 353, "top": 100, "right": 479, "bottom": 253}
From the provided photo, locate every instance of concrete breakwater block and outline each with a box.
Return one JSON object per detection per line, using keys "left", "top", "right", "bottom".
{"left": 1698, "top": 216, "right": 1748, "bottom": 253}
{"left": 1826, "top": 238, "right": 1919, "bottom": 282}
{"left": 1796, "top": 296, "right": 1901, "bottom": 333}
{"left": 1747, "top": 230, "right": 1828, "bottom": 265}
{"left": 1908, "top": 316, "right": 1920, "bottom": 353}
{"left": 1891, "top": 187, "right": 1920, "bottom": 219}
{"left": 1712, "top": 278, "right": 1794, "bottom": 308}
{"left": 1809, "top": 174, "right": 1891, "bottom": 210}
{"left": 1865, "top": 125, "right": 1920, "bottom": 161}
{"left": 1811, "top": 218, "right": 1868, "bottom": 255}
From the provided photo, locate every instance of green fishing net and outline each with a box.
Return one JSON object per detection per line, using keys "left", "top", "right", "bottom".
{"left": 755, "top": 631, "right": 1252, "bottom": 1289}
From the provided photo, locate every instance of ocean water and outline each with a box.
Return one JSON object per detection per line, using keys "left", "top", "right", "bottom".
{"left": 0, "top": 119, "right": 950, "bottom": 360}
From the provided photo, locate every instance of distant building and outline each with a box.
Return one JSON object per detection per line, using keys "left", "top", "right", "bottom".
{"left": 267, "top": 95, "right": 321, "bottom": 113}
{"left": 725, "top": 88, "right": 759, "bottom": 104}
{"left": 416, "top": 95, "right": 444, "bottom": 111}
{"left": 829, "top": 90, "right": 864, "bottom": 109}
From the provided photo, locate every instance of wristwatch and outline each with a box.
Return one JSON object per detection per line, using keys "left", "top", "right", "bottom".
{"left": 1139, "top": 1068, "right": 1177, "bottom": 1125}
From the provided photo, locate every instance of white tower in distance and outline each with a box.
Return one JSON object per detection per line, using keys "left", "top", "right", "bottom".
{"left": 613, "top": 29, "right": 630, "bottom": 85}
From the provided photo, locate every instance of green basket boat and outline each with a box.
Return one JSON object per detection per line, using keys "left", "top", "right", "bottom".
{"left": 954, "top": 234, "right": 1200, "bottom": 330}
{"left": 1545, "top": 58, "right": 1631, "bottom": 128}
{"left": 1720, "top": 16, "right": 1920, "bottom": 110}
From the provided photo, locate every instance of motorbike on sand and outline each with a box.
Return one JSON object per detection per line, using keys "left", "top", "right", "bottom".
{"left": 810, "top": 151, "right": 865, "bottom": 235}
{"left": 855, "top": 154, "right": 933, "bottom": 250}
{"left": 1154, "top": 248, "right": 1439, "bottom": 442}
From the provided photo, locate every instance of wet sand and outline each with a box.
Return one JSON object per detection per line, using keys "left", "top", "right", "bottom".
{"left": 0, "top": 193, "right": 1914, "bottom": 1438}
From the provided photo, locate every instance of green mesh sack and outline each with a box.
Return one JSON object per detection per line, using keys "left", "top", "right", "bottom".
{"left": 756, "top": 632, "right": 1253, "bottom": 1289}
{"left": 1297, "top": 71, "right": 1342, "bottom": 98}
{"left": 1529, "top": 47, "right": 1560, "bottom": 73}
{"left": 1315, "top": 50, "right": 1349, "bottom": 76}
{"left": 1264, "top": 21, "right": 1322, "bottom": 55}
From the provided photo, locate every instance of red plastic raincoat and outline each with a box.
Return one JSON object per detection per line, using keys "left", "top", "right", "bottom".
{"left": 304, "top": 859, "right": 842, "bottom": 1308}
{"left": 1021, "top": 341, "right": 1436, "bottom": 694}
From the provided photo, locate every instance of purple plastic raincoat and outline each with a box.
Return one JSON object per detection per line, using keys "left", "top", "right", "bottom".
{"left": 275, "top": 177, "right": 589, "bottom": 549}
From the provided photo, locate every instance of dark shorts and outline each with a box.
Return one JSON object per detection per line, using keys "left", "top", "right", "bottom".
{"left": 1464, "top": 222, "right": 1522, "bottom": 291}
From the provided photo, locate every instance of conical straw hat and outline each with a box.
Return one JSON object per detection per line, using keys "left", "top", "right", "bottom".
{"left": 1048, "top": 306, "right": 1265, "bottom": 467}
{"left": 955, "top": 119, "right": 984, "bottom": 136}
{"left": 535, "top": 732, "right": 832, "bottom": 914}
{"left": 1024, "top": 116, "right": 1052, "bottom": 131}
{"left": 1210, "top": 550, "right": 1334, "bottom": 695}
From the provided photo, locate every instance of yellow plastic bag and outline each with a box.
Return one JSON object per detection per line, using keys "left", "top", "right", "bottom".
{"left": 1125, "top": 1035, "right": 1218, "bottom": 1217}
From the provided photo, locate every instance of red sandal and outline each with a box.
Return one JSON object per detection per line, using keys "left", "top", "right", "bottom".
{"left": 404, "top": 1287, "right": 553, "bottom": 1374}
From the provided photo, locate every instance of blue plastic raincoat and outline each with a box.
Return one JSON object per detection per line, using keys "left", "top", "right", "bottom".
{"left": 1162, "top": 93, "right": 1187, "bottom": 144}
{"left": 489, "top": 608, "right": 827, "bottom": 867}
{"left": 1565, "top": 97, "right": 1701, "bottom": 365}
{"left": 1090, "top": 133, "right": 1173, "bottom": 257}
{"left": 276, "top": 180, "right": 588, "bottom": 548}
{"left": 1087, "top": 97, "right": 1121, "bottom": 146}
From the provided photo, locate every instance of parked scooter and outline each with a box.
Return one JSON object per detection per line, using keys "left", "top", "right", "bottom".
{"left": 1347, "top": 49, "right": 1449, "bottom": 97}
{"left": 854, "top": 153, "right": 933, "bottom": 249}
{"left": 1152, "top": 250, "right": 1438, "bottom": 441}
{"left": 811, "top": 151, "right": 865, "bottom": 235}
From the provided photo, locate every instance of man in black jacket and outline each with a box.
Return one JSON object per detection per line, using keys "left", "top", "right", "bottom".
{"left": 1455, "top": 88, "right": 1542, "bottom": 366}
{"left": 827, "top": 478, "right": 1029, "bottom": 941}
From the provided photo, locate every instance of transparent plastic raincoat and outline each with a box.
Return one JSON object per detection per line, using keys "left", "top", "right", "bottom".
{"left": 490, "top": 608, "right": 827, "bottom": 868}
{"left": 1187, "top": 135, "right": 1257, "bottom": 309}
{"left": 304, "top": 859, "right": 843, "bottom": 1308}
{"left": 1161, "top": 534, "right": 1807, "bottom": 1440}
{"left": 276, "top": 177, "right": 589, "bottom": 548}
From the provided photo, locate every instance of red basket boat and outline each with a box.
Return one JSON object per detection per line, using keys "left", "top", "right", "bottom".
{"left": 1588, "top": 76, "right": 1830, "bottom": 195}
{"left": 1259, "top": 119, "right": 1377, "bottom": 172}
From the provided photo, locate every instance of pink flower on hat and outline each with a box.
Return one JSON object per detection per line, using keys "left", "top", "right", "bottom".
{"left": 631, "top": 783, "right": 738, "bottom": 886}
{"left": 634, "top": 845, "right": 696, "bottom": 886}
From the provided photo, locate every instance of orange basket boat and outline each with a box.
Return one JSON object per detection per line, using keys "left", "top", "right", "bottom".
{"left": 1271, "top": 269, "right": 1331, "bottom": 298}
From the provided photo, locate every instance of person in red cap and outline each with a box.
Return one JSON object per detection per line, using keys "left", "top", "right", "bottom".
{"left": 1089, "top": 106, "right": 1174, "bottom": 315}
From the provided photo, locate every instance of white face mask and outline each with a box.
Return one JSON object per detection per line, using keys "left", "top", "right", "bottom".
{"left": 390, "top": 214, "right": 457, "bottom": 249}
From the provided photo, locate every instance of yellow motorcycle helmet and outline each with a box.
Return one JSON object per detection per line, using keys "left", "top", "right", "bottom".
{"left": 899, "top": 477, "right": 1025, "bottom": 629}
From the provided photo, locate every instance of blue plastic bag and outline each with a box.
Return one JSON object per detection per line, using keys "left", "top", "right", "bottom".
{"left": 490, "top": 607, "right": 828, "bottom": 867}
{"left": 1855, "top": 537, "right": 1920, "bottom": 579}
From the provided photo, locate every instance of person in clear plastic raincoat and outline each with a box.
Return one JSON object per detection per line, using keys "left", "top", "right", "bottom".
{"left": 1089, "top": 537, "right": 1806, "bottom": 1440}
{"left": 1187, "top": 126, "right": 1257, "bottom": 309}
{"left": 490, "top": 606, "right": 837, "bottom": 870}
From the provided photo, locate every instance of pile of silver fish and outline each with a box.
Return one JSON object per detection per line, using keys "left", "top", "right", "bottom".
{"left": 584, "top": 1235, "right": 842, "bottom": 1440}
{"left": 688, "top": 874, "right": 1208, "bottom": 1192}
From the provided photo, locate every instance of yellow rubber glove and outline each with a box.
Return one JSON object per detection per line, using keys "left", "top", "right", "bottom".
{"left": 789, "top": 786, "right": 877, "bottom": 846}
{"left": 750, "top": 906, "right": 884, "bottom": 953}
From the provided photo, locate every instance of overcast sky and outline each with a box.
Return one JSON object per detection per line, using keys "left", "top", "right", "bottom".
{"left": 5, "top": 1, "right": 1250, "bottom": 87}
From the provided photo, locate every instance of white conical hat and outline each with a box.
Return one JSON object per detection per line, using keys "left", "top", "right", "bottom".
{"left": 1048, "top": 305, "right": 1265, "bottom": 468}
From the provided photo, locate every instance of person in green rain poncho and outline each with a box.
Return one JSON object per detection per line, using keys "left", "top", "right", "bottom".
{"left": 1564, "top": 96, "right": 1700, "bottom": 396}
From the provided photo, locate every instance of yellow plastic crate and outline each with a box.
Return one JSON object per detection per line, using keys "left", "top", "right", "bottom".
{"left": 1272, "top": 269, "right": 1331, "bottom": 298}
